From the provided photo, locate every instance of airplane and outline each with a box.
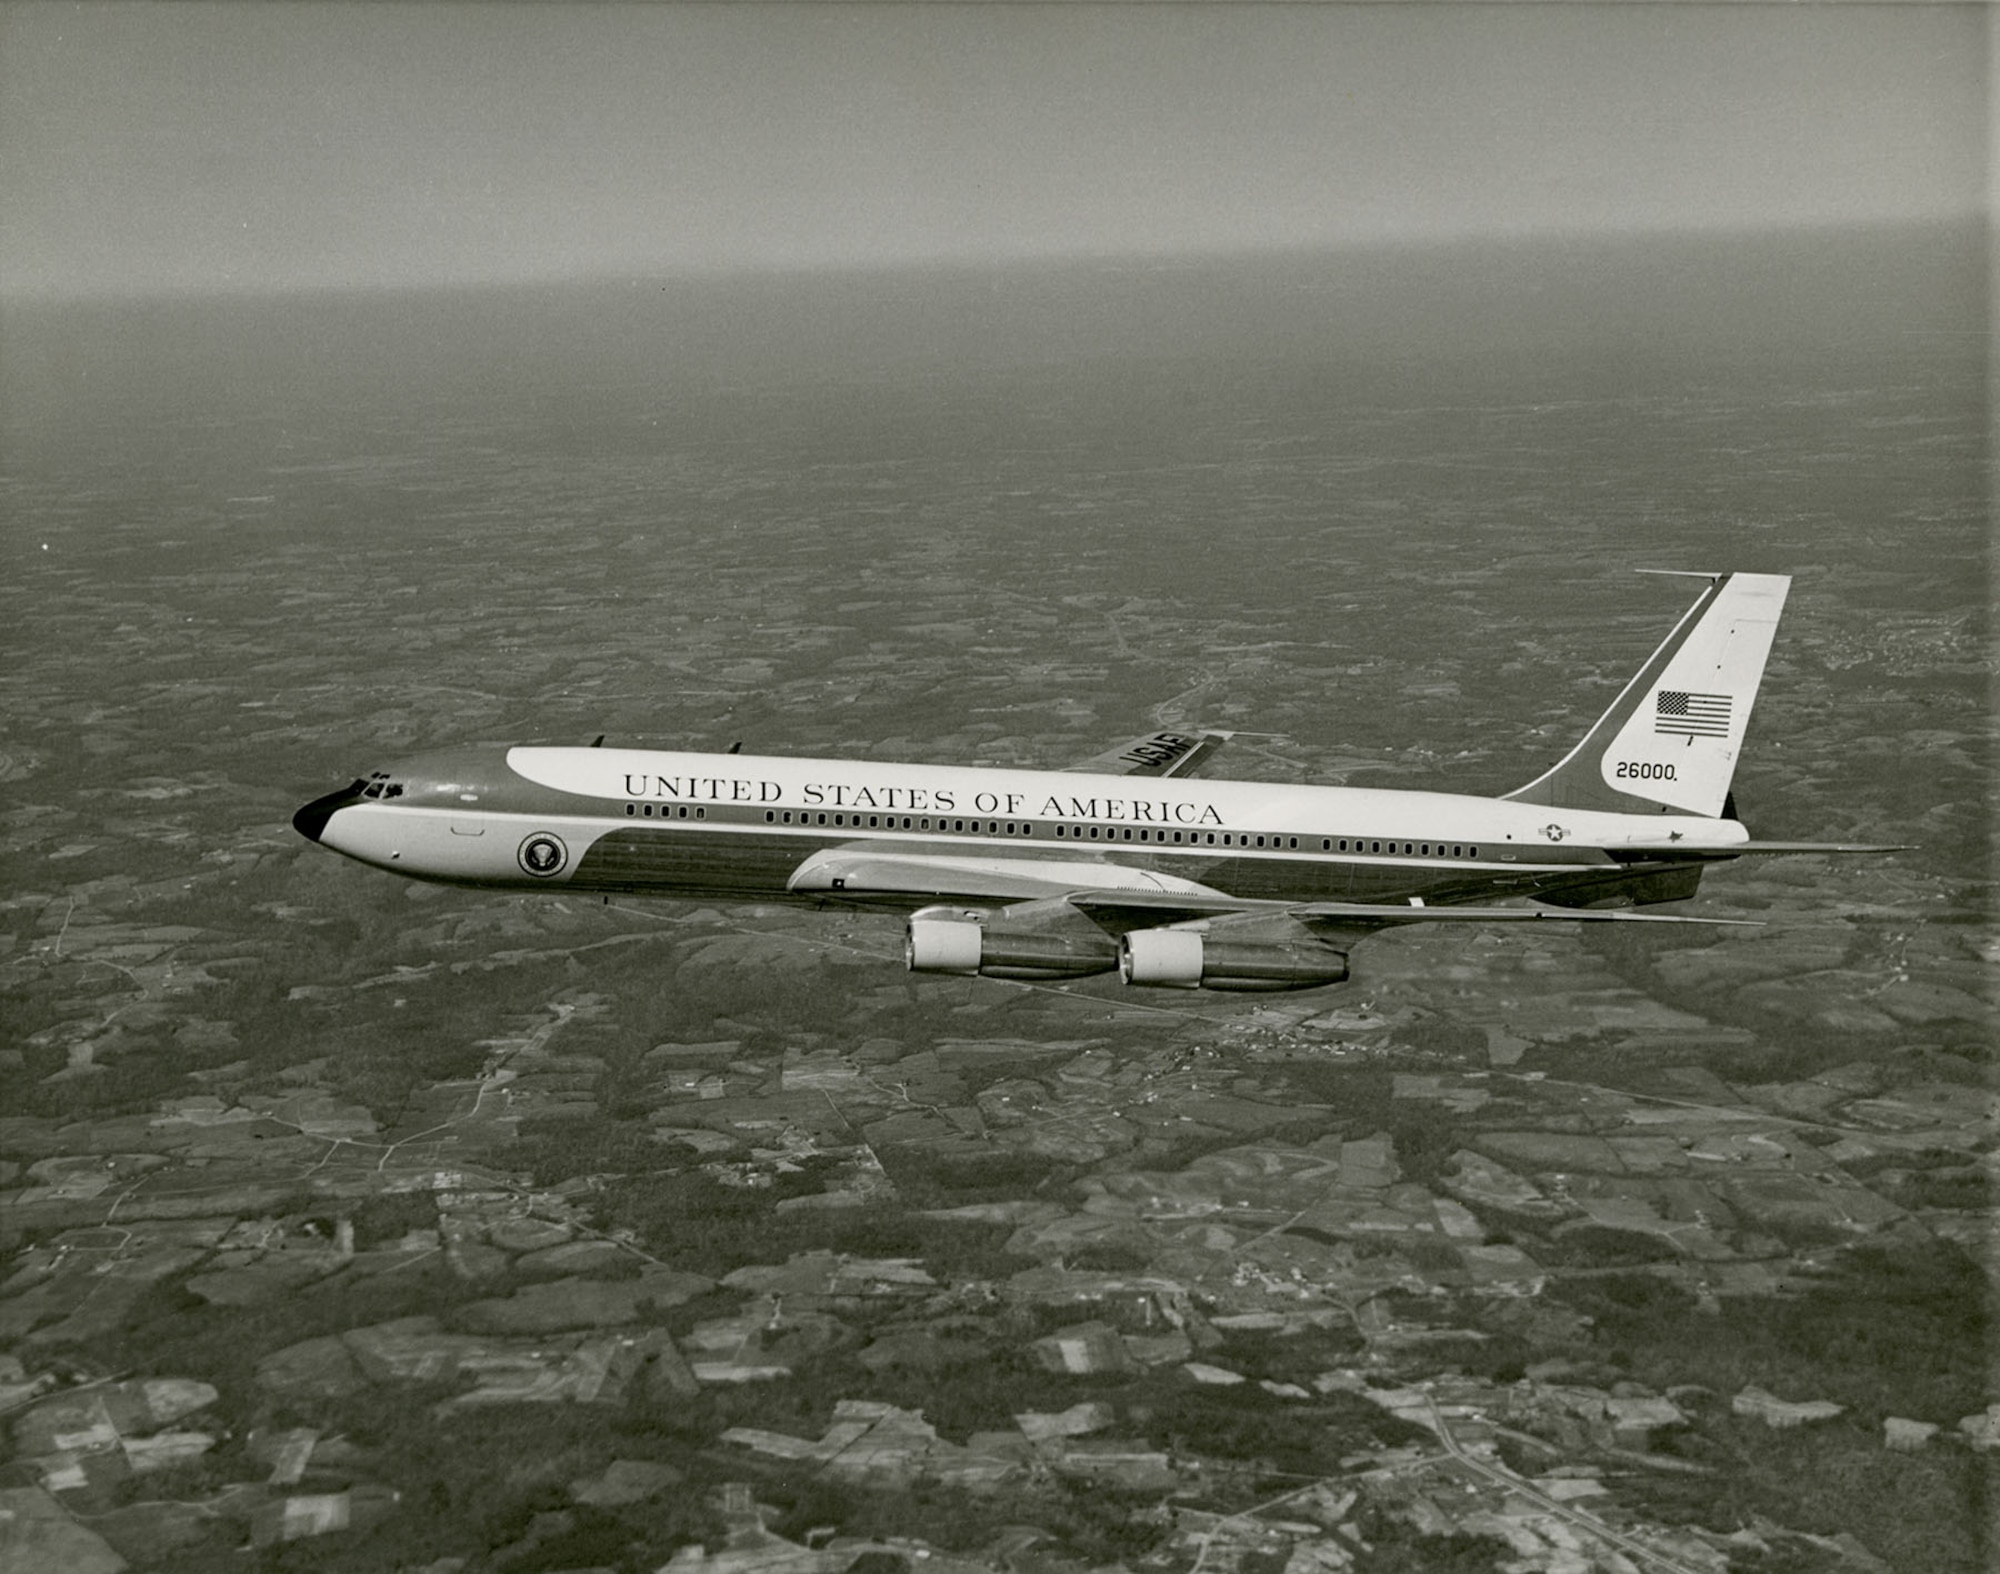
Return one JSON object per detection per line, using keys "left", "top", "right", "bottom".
{"left": 293, "top": 572, "right": 1895, "bottom": 992}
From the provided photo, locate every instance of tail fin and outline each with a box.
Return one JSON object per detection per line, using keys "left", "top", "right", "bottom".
{"left": 1503, "top": 572, "right": 1790, "bottom": 818}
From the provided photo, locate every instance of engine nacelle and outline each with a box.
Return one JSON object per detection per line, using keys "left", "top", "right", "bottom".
{"left": 1118, "top": 927, "right": 1206, "bottom": 988}
{"left": 906, "top": 914, "right": 985, "bottom": 974}
{"left": 1119, "top": 926, "right": 1350, "bottom": 992}
{"left": 905, "top": 908, "right": 1117, "bottom": 981}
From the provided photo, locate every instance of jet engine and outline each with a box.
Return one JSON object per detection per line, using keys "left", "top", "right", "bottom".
{"left": 905, "top": 904, "right": 1118, "bottom": 981}
{"left": 1118, "top": 922, "right": 1350, "bottom": 992}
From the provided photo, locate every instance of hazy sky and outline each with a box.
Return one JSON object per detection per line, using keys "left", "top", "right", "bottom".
{"left": 1, "top": 3, "right": 1986, "bottom": 299}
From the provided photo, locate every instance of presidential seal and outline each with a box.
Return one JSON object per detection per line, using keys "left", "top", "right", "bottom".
{"left": 518, "top": 832, "right": 568, "bottom": 877}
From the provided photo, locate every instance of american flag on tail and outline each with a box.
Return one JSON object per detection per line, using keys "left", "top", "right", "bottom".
{"left": 1655, "top": 689, "right": 1732, "bottom": 738}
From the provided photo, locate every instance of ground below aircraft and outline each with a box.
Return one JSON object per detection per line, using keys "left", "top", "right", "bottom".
{"left": 294, "top": 573, "right": 1893, "bottom": 990}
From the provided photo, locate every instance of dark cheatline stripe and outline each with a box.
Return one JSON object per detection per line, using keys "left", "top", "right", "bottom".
{"left": 573, "top": 827, "right": 809, "bottom": 898}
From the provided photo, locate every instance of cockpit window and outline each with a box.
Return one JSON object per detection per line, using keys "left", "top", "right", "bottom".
{"left": 359, "top": 771, "right": 405, "bottom": 800}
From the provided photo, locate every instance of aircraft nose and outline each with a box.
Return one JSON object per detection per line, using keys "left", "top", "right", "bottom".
{"left": 293, "top": 782, "right": 364, "bottom": 844}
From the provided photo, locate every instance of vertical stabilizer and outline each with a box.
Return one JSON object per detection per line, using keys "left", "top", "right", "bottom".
{"left": 1503, "top": 573, "right": 1790, "bottom": 817}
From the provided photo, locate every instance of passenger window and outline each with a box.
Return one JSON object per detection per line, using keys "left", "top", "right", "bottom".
{"left": 626, "top": 804, "right": 637, "bottom": 817}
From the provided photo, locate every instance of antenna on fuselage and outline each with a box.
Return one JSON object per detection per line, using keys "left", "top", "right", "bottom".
{"left": 728, "top": 741, "right": 742, "bottom": 754}
{"left": 589, "top": 735, "right": 605, "bottom": 748}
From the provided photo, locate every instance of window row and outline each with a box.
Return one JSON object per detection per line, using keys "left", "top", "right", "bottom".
{"left": 620, "top": 804, "right": 1480, "bottom": 859}
{"left": 1051, "top": 826, "right": 1480, "bottom": 858}
{"left": 764, "top": 810, "right": 1033, "bottom": 836}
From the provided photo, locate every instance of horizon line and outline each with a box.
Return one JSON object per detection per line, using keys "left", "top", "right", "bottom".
{"left": 1, "top": 212, "right": 1982, "bottom": 312}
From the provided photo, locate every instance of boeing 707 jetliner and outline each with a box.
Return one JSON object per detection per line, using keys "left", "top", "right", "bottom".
{"left": 294, "top": 573, "right": 1893, "bottom": 990}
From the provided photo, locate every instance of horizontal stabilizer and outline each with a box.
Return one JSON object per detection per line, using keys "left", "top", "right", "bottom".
{"left": 1068, "top": 889, "right": 1758, "bottom": 931}
{"left": 1731, "top": 840, "right": 1910, "bottom": 854}
{"left": 1291, "top": 902, "right": 1761, "bottom": 930}
{"left": 1618, "top": 841, "right": 1910, "bottom": 858}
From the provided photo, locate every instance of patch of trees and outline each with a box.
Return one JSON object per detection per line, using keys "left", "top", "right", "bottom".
{"left": 289, "top": 1389, "right": 722, "bottom": 1574}
{"left": 1549, "top": 1239, "right": 1986, "bottom": 1423}
{"left": 1395, "top": 1012, "right": 1487, "bottom": 1060}
{"left": 871, "top": 1144, "right": 1071, "bottom": 1210}
{"left": 761, "top": 1472, "right": 1165, "bottom": 1566}
{"left": 1346, "top": 1506, "right": 1517, "bottom": 1573}
{"left": 1129, "top": 1380, "right": 1423, "bottom": 1475}
{"left": 1207, "top": 1325, "right": 1367, "bottom": 1384}
{"left": 347, "top": 1189, "right": 438, "bottom": 1250}
{"left": 508, "top": 1114, "right": 681, "bottom": 1188}
{"left": 84, "top": 1260, "right": 506, "bottom": 1432}
{"left": 1263, "top": 1063, "right": 1461, "bottom": 1186}
{"left": 1533, "top": 1224, "right": 1678, "bottom": 1269}
{"left": 593, "top": 1173, "right": 1025, "bottom": 1284}
{"left": 1888, "top": 1167, "right": 1990, "bottom": 1212}
{"left": 1619, "top": 1412, "right": 1989, "bottom": 1574}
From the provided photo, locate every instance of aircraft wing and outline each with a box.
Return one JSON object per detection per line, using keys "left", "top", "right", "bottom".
{"left": 1062, "top": 729, "right": 1232, "bottom": 778}
{"left": 786, "top": 848, "right": 1230, "bottom": 903}
{"left": 787, "top": 849, "right": 1756, "bottom": 929}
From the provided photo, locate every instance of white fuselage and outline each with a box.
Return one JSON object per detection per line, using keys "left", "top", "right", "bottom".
{"left": 300, "top": 744, "right": 1744, "bottom": 908}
